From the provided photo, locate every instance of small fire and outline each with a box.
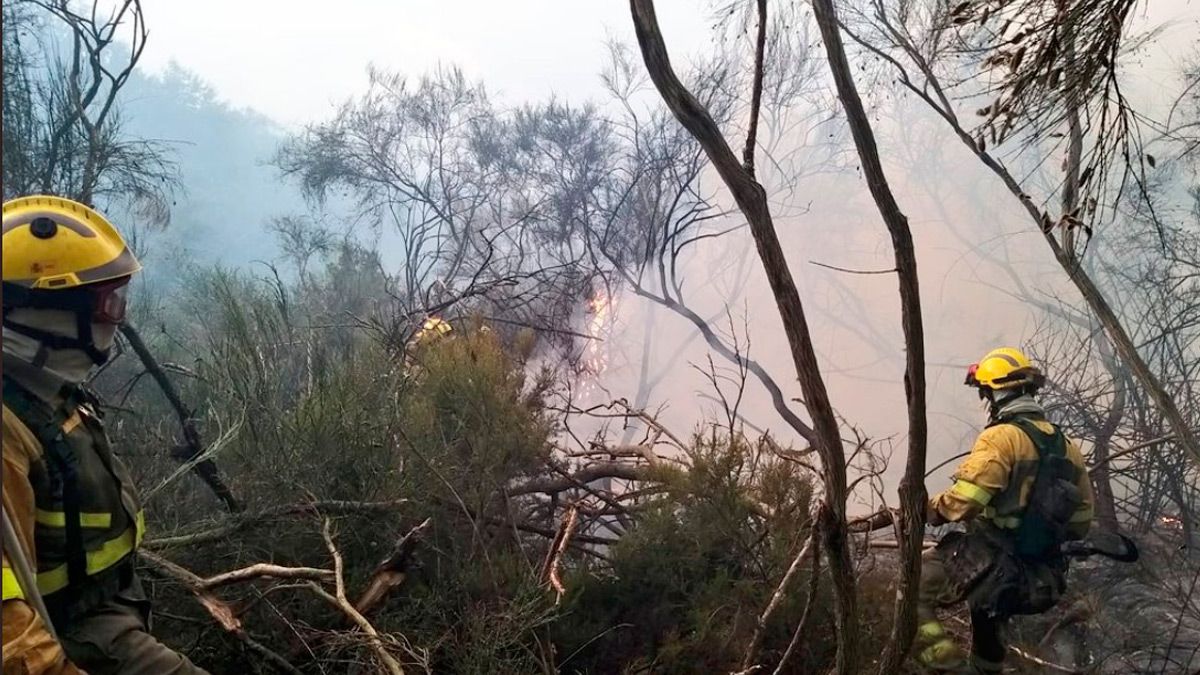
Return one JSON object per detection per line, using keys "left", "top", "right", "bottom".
{"left": 580, "top": 287, "right": 617, "bottom": 395}
{"left": 1160, "top": 515, "right": 1183, "bottom": 529}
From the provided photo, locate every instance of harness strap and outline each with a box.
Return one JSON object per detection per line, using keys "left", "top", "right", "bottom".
{"left": 2, "top": 379, "right": 89, "bottom": 592}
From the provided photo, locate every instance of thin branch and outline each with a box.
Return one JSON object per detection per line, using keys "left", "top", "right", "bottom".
{"left": 743, "top": 0, "right": 768, "bottom": 177}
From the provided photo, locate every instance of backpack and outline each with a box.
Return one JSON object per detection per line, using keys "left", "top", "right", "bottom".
{"left": 1005, "top": 415, "right": 1084, "bottom": 560}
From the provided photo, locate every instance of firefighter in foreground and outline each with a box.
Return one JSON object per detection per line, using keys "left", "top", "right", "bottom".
{"left": 2, "top": 196, "right": 207, "bottom": 674}
{"left": 916, "top": 347, "right": 1094, "bottom": 673}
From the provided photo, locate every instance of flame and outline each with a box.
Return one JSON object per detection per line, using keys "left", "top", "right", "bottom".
{"left": 582, "top": 287, "right": 616, "bottom": 387}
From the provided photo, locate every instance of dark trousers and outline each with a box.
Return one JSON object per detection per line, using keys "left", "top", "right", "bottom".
{"left": 57, "top": 575, "right": 208, "bottom": 675}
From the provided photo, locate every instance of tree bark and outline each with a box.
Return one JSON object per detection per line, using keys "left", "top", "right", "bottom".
{"left": 810, "top": 1, "right": 928, "bottom": 670}
{"left": 628, "top": 2, "right": 857, "bottom": 670}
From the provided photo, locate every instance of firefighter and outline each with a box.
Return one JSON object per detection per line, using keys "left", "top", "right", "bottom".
{"left": 916, "top": 347, "right": 1094, "bottom": 673}
{"left": 2, "top": 195, "right": 208, "bottom": 674}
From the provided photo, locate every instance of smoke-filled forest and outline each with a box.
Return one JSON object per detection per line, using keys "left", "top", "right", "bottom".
{"left": 1, "top": 0, "right": 1197, "bottom": 673}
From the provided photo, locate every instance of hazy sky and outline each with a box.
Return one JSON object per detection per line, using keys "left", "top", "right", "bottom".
{"left": 132, "top": 0, "right": 712, "bottom": 126}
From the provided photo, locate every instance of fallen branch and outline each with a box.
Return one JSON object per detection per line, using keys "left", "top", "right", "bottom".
{"left": 771, "top": 527, "right": 823, "bottom": 675}
{"left": 140, "top": 551, "right": 303, "bottom": 674}
{"left": 1009, "top": 645, "right": 1084, "bottom": 673}
{"left": 354, "top": 518, "right": 432, "bottom": 617}
{"left": 848, "top": 508, "right": 898, "bottom": 533}
{"left": 201, "top": 563, "right": 333, "bottom": 590}
{"left": 509, "top": 462, "right": 650, "bottom": 497}
{"left": 539, "top": 504, "right": 581, "bottom": 603}
{"left": 318, "top": 518, "right": 406, "bottom": 675}
{"left": 120, "top": 322, "right": 240, "bottom": 512}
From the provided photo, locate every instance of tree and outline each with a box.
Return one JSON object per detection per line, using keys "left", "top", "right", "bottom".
{"left": 627, "top": 1, "right": 861, "bottom": 670}
{"left": 275, "top": 67, "right": 612, "bottom": 356}
{"left": 1, "top": 0, "right": 174, "bottom": 217}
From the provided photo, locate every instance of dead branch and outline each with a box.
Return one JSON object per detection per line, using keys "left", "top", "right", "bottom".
{"left": 1009, "top": 645, "right": 1084, "bottom": 673}
{"left": 140, "top": 551, "right": 303, "bottom": 674}
{"left": 201, "top": 564, "right": 333, "bottom": 590}
{"left": 319, "top": 518, "right": 406, "bottom": 675}
{"left": 1089, "top": 434, "right": 1176, "bottom": 468}
{"left": 771, "top": 527, "right": 823, "bottom": 675}
{"left": 354, "top": 518, "right": 432, "bottom": 617}
{"left": 120, "top": 322, "right": 240, "bottom": 513}
{"left": 539, "top": 503, "right": 581, "bottom": 603}
{"left": 740, "top": 530, "right": 817, "bottom": 672}
{"left": 508, "top": 462, "right": 651, "bottom": 497}
{"left": 848, "top": 508, "right": 899, "bottom": 533}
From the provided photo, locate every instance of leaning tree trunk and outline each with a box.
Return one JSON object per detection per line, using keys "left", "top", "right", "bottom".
{"left": 628, "top": 1, "right": 858, "bottom": 671}
{"left": 811, "top": 1, "right": 928, "bottom": 670}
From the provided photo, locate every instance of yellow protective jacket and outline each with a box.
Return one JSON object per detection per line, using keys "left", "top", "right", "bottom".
{"left": 930, "top": 417, "right": 1094, "bottom": 539}
{"left": 2, "top": 378, "right": 144, "bottom": 675}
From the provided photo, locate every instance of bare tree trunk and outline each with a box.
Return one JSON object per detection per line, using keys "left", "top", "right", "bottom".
{"left": 1090, "top": 338, "right": 1125, "bottom": 531}
{"left": 810, "top": 1, "right": 928, "bottom": 670}
{"left": 628, "top": 1, "right": 858, "bottom": 670}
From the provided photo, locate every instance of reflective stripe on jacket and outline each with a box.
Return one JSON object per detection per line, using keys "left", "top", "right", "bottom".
{"left": 931, "top": 419, "right": 1094, "bottom": 538}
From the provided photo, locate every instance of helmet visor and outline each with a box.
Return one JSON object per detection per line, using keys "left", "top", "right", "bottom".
{"left": 964, "top": 362, "right": 980, "bottom": 386}
{"left": 89, "top": 278, "right": 130, "bottom": 324}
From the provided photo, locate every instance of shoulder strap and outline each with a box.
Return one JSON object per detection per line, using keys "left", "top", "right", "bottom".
{"left": 1003, "top": 414, "right": 1067, "bottom": 459}
{"left": 3, "top": 376, "right": 89, "bottom": 593}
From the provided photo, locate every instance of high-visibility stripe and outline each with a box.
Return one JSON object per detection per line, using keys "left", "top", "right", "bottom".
{"left": 2, "top": 566, "right": 24, "bottom": 600}
{"left": 990, "top": 515, "right": 1021, "bottom": 529}
{"left": 1070, "top": 507, "right": 1094, "bottom": 524}
{"left": 35, "top": 510, "right": 112, "bottom": 528}
{"left": 951, "top": 480, "right": 993, "bottom": 506}
{"left": 918, "top": 620, "right": 945, "bottom": 640}
{"left": 36, "top": 510, "right": 145, "bottom": 596}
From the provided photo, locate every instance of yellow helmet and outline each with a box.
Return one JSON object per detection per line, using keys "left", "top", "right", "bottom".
{"left": 965, "top": 347, "right": 1045, "bottom": 390}
{"left": 3, "top": 195, "right": 141, "bottom": 363}
{"left": 414, "top": 316, "right": 453, "bottom": 344}
{"left": 3, "top": 195, "right": 141, "bottom": 289}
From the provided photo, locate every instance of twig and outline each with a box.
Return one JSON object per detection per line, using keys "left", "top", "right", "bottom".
{"left": 740, "top": 531, "right": 817, "bottom": 671}
{"left": 809, "top": 260, "right": 897, "bottom": 275}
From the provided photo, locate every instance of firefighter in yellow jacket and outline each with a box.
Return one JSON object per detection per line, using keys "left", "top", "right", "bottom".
{"left": 916, "top": 348, "right": 1094, "bottom": 673}
{"left": 2, "top": 196, "right": 207, "bottom": 674}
